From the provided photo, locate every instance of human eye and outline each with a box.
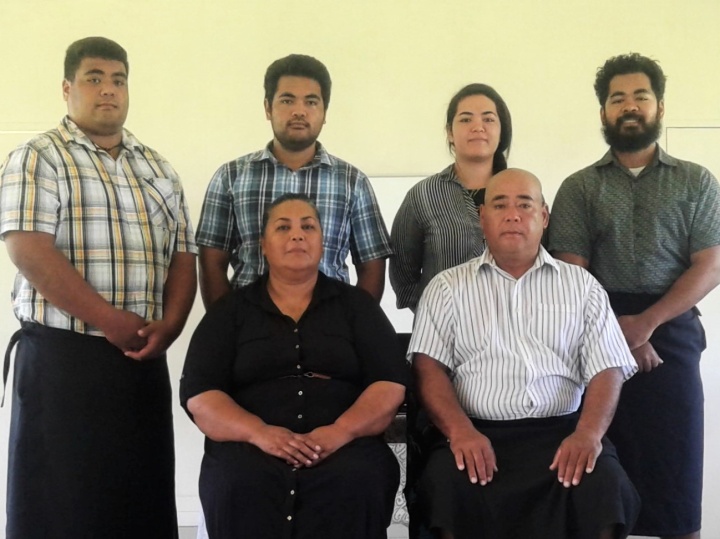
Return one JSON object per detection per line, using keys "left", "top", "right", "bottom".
{"left": 302, "top": 223, "right": 316, "bottom": 231}
{"left": 483, "top": 116, "right": 496, "bottom": 123}
{"left": 276, "top": 224, "right": 289, "bottom": 231}
{"left": 88, "top": 77, "right": 101, "bottom": 84}
{"left": 114, "top": 79, "right": 126, "bottom": 87}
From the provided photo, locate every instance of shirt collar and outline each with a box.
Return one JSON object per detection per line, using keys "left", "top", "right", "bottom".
{"left": 594, "top": 143, "right": 678, "bottom": 170}
{"left": 252, "top": 141, "right": 332, "bottom": 168}
{"left": 59, "top": 116, "right": 143, "bottom": 153}
{"left": 477, "top": 245, "right": 559, "bottom": 277}
{"left": 242, "top": 271, "right": 341, "bottom": 315}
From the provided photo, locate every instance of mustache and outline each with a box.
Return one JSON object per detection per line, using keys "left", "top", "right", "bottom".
{"left": 616, "top": 113, "right": 644, "bottom": 125}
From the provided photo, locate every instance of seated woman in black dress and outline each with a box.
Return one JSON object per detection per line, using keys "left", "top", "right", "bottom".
{"left": 181, "top": 193, "right": 409, "bottom": 539}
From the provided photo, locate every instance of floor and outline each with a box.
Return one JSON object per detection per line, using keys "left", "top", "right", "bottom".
{"left": 178, "top": 524, "right": 409, "bottom": 538}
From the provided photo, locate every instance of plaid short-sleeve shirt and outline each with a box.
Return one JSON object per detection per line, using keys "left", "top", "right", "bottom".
{"left": 196, "top": 142, "right": 392, "bottom": 288}
{"left": 0, "top": 117, "right": 197, "bottom": 334}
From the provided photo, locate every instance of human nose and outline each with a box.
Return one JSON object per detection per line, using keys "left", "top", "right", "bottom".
{"left": 503, "top": 209, "right": 520, "bottom": 222}
{"left": 471, "top": 121, "right": 485, "bottom": 132}
{"left": 99, "top": 82, "right": 115, "bottom": 96}
{"left": 290, "top": 228, "right": 305, "bottom": 240}
{"left": 622, "top": 99, "right": 639, "bottom": 113}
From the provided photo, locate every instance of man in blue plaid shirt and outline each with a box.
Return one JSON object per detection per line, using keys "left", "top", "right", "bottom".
{"left": 196, "top": 54, "right": 392, "bottom": 307}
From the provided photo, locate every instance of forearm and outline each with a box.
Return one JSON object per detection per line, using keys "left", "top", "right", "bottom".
{"left": 334, "top": 381, "right": 405, "bottom": 438}
{"left": 187, "top": 389, "right": 267, "bottom": 443}
{"left": 4, "top": 231, "right": 116, "bottom": 328}
{"left": 199, "top": 246, "right": 232, "bottom": 309}
{"left": 161, "top": 251, "right": 197, "bottom": 337}
{"left": 575, "top": 368, "right": 623, "bottom": 439}
{"left": 414, "top": 353, "right": 475, "bottom": 439}
{"left": 355, "top": 258, "right": 386, "bottom": 302}
{"left": 640, "top": 246, "right": 720, "bottom": 330}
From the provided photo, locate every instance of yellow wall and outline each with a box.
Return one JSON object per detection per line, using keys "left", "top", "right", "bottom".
{"left": 1, "top": 0, "right": 719, "bottom": 534}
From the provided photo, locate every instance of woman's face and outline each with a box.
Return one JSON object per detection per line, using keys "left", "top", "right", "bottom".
{"left": 261, "top": 199, "right": 323, "bottom": 275}
{"left": 447, "top": 94, "right": 501, "bottom": 163}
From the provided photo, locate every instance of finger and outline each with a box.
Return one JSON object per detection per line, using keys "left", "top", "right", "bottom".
{"left": 549, "top": 447, "right": 562, "bottom": 472}
{"left": 481, "top": 446, "right": 497, "bottom": 483}
{"left": 288, "top": 439, "right": 320, "bottom": 462}
{"left": 571, "top": 453, "right": 589, "bottom": 486}
{"left": 561, "top": 452, "right": 580, "bottom": 488}
{"left": 466, "top": 450, "right": 488, "bottom": 486}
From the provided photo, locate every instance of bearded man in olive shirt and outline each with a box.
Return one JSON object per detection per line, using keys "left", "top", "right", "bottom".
{"left": 549, "top": 53, "right": 720, "bottom": 539}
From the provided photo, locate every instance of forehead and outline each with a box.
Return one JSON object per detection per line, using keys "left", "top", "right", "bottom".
{"left": 269, "top": 199, "right": 318, "bottom": 218}
{"left": 274, "top": 76, "right": 322, "bottom": 98}
{"left": 74, "top": 57, "right": 127, "bottom": 78}
{"left": 607, "top": 72, "right": 654, "bottom": 97}
{"left": 487, "top": 175, "right": 540, "bottom": 200}
{"left": 456, "top": 94, "right": 497, "bottom": 115}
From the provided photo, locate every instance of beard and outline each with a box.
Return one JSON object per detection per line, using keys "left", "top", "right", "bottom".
{"left": 272, "top": 120, "right": 320, "bottom": 153}
{"left": 602, "top": 113, "right": 662, "bottom": 152}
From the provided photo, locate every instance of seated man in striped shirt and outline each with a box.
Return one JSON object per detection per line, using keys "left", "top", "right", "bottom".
{"left": 409, "top": 168, "right": 640, "bottom": 539}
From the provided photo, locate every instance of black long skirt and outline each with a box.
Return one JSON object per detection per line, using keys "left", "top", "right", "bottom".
{"left": 417, "top": 414, "right": 640, "bottom": 539}
{"left": 200, "top": 436, "right": 400, "bottom": 539}
{"left": 5, "top": 323, "right": 178, "bottom": 539}
{"left": 607, "top": 293, "right": 705, "bottom": 536}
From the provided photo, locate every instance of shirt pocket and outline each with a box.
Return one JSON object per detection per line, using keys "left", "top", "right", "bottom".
{"left": 141, "top": 177, "right": 178, "bottom": 256}
{"left": 529, "top": 303, "right": 582, "bottom": 376}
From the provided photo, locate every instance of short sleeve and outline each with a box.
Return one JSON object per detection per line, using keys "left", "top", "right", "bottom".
{"left": 389, "top": 188, "right": 424, "bottom": 311}
{"left": 547, "top": 173, "right": 593, "bottom": 260}
{"left": 195, "top": 163, "right": 238, "bottom": 252}
{"left": 0, "top": 143, "right": 61, "bottom": 239}
{"left": 578, "top": 278, "right": 637, "bottom": 383}
{"left": 407, "top": 273, "right": 456, "bottom": 369}
{"left": 689, "top": 167, "right": 720, "bottom": 254}
{"left": 180, "top": 293, "right": 240, "bottom": 417}
{"left": 345, "top": 287, "right": 410, "bottom": 388}
{"left": 348, "top": 174, "right": 392, "bottom": 264}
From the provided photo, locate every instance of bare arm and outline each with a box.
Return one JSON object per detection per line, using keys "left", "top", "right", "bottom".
{"left": 354, "top": 257, "right": 386, "bottom": 302}
{"left": 619, "top": 245, "right": 720, "bottom": 348}
{"left": 414, "top": 353, "right": 497, "bottom": 485}
{"left": 126, "top": 251, "right": 197, "bottom": 360}
{"left": 550, "top": 367, "right": 623, "bottom": 487}
{"left": 199, "top": 245, "right": 232, "bottom": 309}
{"left": 4, "top": 230, "right": 146, "bottom": 350}
{"left": 306, "top": 381, "right": 405, "bottom": 460}
{"left": 187, "top": 389, "right": 322, "bottom": 467}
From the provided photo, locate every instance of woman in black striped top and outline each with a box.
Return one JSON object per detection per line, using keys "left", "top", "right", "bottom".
{"left": 390, "top": 83, "right": 513, "bottom": 311}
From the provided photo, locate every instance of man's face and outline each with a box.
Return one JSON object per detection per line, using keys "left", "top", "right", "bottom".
{"left": 62, "top": 57, "right": 129, "bottom": 138}
{"left": 481, "top": 171, "right": 548, "bottom": 264}
{"left": 265, "top": 76, "right": 326, "bottom": 153}
{"left": 601, "top": 72, "right": 664, "bottom": 152}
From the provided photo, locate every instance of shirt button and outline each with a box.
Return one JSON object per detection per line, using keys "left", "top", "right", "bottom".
{"left": 295, "top": 344, "right": 300, "bottom": 349}
{"left": 298, "top": 414, "right": 303, "bottom": 419}
{"left": 290, "top": 489, "right": 295, "bottom": 495}
{"left": 298, "top": 390, "right": 303, "bottom": 396}
{"left": 287, "top": 515, "right": 292, "bottom": 521}
{"left": 296, "top": 365, "right": 302, "bottom": 370}
{"left": 293, "top": 328, "right": 298, "bottom": 333}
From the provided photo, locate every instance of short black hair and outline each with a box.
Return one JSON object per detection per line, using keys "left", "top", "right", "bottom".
{"left": 261, "top": 193, "right": 322, "bottom": 236}
{"left": 64, "top": 37, "right": 128, "bottom": 81}
{"left": 446, "top": 83, "right": 512, "bottom": 174}
{"left": 594, "top": 53, "right": 666, "bottom": 105}
{"left": 264, "top": 54, "right": 331, "bottom": 109}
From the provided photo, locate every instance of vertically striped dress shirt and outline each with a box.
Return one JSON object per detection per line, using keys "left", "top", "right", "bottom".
{"left": 409, "top": 247, "right": 636, "bottom": 420}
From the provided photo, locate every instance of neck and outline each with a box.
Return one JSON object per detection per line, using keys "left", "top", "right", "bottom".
{"left": 266, "top": 270, "right": 318, "bottom": 321}
{"left": 612, "top": 143, "right": 656, "bottom": 169}
{"left": 272, "top": 140, "right": 317, "bottom": 171}
{"left": 454, "top": 158, "right": 494, "bottom": 190}
{"left": 493, "top": 250, "right": 538, "bottom": 279}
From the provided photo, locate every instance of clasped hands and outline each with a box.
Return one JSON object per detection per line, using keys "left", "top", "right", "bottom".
{"left": 103, "top": 309, "right": 179, "bottom": 361}
{"left": 250, "top": 424, "right": 353, "bottom": 468}
{"left": 449, "top": 426, "right": 602, "bottom": 488}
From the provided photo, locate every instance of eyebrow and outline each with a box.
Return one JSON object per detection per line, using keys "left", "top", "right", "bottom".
{"left": 83, "top": 68, "right": 127, "bottom": 79}
{"left": 458, "top": 110, "right": 497, "bottom": 117}
{"left": 609, "top": 88, "right": 652, "bottom": 99}
{"left": 490, "top": 193, "right": 534, "bottom": 202}
{"left": 274, "top": 215, "right": 318, "bottom": 222}
{"left": 277, "top": 92, "right": 321, "bottom": 100}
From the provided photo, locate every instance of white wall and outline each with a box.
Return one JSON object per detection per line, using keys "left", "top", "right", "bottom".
{"left": 1, "top": 0, "right": 719, "bottom": 535}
